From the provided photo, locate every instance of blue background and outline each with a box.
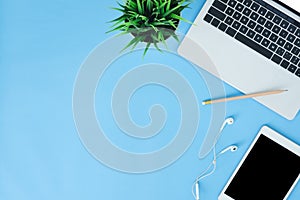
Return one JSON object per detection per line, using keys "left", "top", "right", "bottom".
{"left": 1, "top": 0, "right": 300, "bottom": 199}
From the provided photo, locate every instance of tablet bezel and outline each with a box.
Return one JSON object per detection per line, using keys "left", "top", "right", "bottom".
{"left": 218, "top": 125, "right": 300, "bottom": 200}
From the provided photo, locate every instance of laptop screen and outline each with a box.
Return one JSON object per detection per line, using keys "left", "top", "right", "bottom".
{"left": 276, "top": 0, "right": 300, "bottom": 15}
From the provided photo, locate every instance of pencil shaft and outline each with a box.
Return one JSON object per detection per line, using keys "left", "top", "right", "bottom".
{"left": 203, "top": 90, "right": 286, "bottom": 105}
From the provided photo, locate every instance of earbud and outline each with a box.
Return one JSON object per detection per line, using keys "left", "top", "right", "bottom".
{"left": 219, "top": 145, "right": 238, "bottom": 155}
{"left": 219, "top": 117, "right": 234, "bottom": 132}
{"left": 225, "top": 117, "right": 234, "bottom": 125}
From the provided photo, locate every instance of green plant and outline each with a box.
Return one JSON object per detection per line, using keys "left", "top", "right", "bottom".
{"left": 108, "top": 0, "right": 192, "bottom": 56}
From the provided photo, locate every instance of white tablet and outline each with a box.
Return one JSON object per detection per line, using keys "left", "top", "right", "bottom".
{"left": 219, "top": 126, "right": 300, "bottom": 200}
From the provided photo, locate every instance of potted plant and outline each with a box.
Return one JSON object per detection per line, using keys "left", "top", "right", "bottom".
{"left": 108, "top": 0, "right": 192, "bottom": 56}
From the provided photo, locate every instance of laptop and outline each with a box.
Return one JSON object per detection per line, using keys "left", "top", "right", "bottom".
{"left": 178, "top": 0, "right": 300, "bottom": 120}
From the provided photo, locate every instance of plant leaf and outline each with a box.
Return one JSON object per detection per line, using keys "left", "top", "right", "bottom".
{"left": 121, "top": 36, "right": 143, "bottom": 52}
{"left": 131, "top": 37, "right": 143, "bottom": 50}
{"left": 157, "top": 1, "right": 168, "bottom": 14}
{"left": 136, "top": 0, "right": 143, "bottom": 14}
{"left": 154, "top": 42, "right": 163, "bottom": 52}
{"left": 151, "top": 33, "right": 159, "bottom": 43}
{"left": 143, "top": 42, "right": 151, "bottom": 57}
{"left": 106, "top": 24, "right": 126, "bottom": 33}
{"left": 111, "top": 7, "right": 125, "bottom": 13}
{"left": 146, "top": 0, "right": 153, "bottom": 12}
{"left": 108, "top": 15, "right": 127, "bottom": 24}
{"left": 128, "top": 0, "right": 137, "bottom": 8}
{"left": 162, "top": 4, "right": 182, "bottom": 17}
{"left": 170, "top": 13, "right": 192, "bottom": 24}
{"left": 167, "top": 20, "right": 177, "bottom": 29}
{"left": 166, "top": 0, "right": 171, "bottom": 12}
{"left": 171, "top": 32, "right": 179, "bottom": 42}
{"left": 155, "top": 30, "right": 167, "bottom": 47}
{"left": 150, "top": 24, "right": 159, "bottom": 32}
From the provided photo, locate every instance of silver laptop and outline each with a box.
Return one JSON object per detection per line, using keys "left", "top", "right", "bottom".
{"left": 178, "top": 0, "right": 300, "bottom": 120}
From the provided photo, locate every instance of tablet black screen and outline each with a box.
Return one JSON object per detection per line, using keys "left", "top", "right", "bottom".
{"left": 225, "top": 134, "right": 300, "bottom": 200}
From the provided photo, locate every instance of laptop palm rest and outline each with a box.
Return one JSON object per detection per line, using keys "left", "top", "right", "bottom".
{"left": 178, "top": 19, "right": 300, "bottom": 120}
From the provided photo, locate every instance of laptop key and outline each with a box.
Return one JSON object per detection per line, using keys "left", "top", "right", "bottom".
{"left": 262, "top": 29, "right": 271, "bottom": 38}
{"left": 284, "top": 42, "right": 293, "bottom": 51}
{"left": 269, "top": 33, "right": 278, "bottom": 42}
{"left": 265, "top": 11, "right": 274, "bottom": 20}
{"left": 219, "top": 22, "right": 228, "bottom": 31}
{"left": 287, "top": 34, "right": 296, "bottom": 43}
{"left": 272, "top": 16, "right": 282, "bottom": 24}
{"left": 257, "top": 16, "right": 266, "bottom": 25}
{"left": 292, "top": 46, "right": 300, "bottom": 56}
{"left": 236, "top": 3, "right": 244, "bottom": 12}
{"left": 204, "top": 14, "right": 214, "bottom": 23}
{"left": 220, "top": 0, "right": 229, "bottom": 3}
{"left": 242, "top": 7, "right": 251, "bottom": 16}
{"left": 208, "top": 7, "right": 226, "bottom": 21}
{"left": 235, "top": 33, "right": 273, "bottom": 59}
{"left": 271, "top": 54, "right": 282, "bottom": 64}
{"left": 213, "top": 0, "right": 227, "bottom": 12}
{"left": 255, "top": 24, "right": 263, "bottom": 33}
{"left": 240, "top": 16, "right": 249, "bottom": 25}
{"left": 226, "top": 27, "right": 237, "bottom": 37}
{"left": 277, "top": 38, "right": 285, "bottom": 46}
{"left": 269, "top": 43, "right": 278, "bottom": 52}
{"left": 291, "top": 56, "right": 299, "bottom": 65}
{"left": 296, "top": 69, "right": 300, "bottom": 77}
{"left": 283, "top": 52, "right": 292, "bottom": 61}
{"left": 225, "top": 7, "right": 235, "bottom": 16}
{"left": 232, "top": 21, "right": 241, "bottom": 30}
{"left": 240, "top": 25, "right": 248, "bottom": 34}
{"left": 276, "top": 47, "right": 285, "bottom": 56}
{"left": 250, "top": 2, "right": 259, "bottom": 11}
{"left": 280, "top": 60, "right": 289, "bottom": 69}
{"left": 247, "top": 29, "right": 255, "bottom": 38}
{"left": 264, "top": 21, "right": 274, "bottom": 30}
{"left": 262, "top": 38, "right": 270, "bottom": 48}
{"left": 243, "top": 0, "right": 252, "bottom": 7}
{"left": 288, "top": 64, "right": 297, "bottom": 73}
{"left": 296, "top": 29, "right": 300, "bottom": 37}
{"left": 258, "top": 7, "right": 267, "bottom": 16}
{"left": 225, "top": 16, "right": 234, "bottom": 25}
{"left": 228, "top": 0, "right": 237, "bottom": 8}
{"left": 279, "top": 29, "right": 288, "bottom": 38}
{"left": 211, "top": 18, "right": 221, "bottom": 27}
{"left": 250, "top": 12, "right": 259, "bottom": 20}
{"left": 247, "top": 20, "right": 256, "bottom": 29}
{"left": 295, "top": 38, "right": 300, "bottom": 48}
{"left": 233, "top": 12, "right": 242, "bottom": 20}
{"left": 280, "top": 20, "right": 289, "bottom": 29}
{"left": 272, "top": 25, "right": 281, "bottom": 34}
{"left": 254, "top": 34, "right": 263, "bottom": 43}
{"left": 287, "top": 24, "right": 296, "bottom": 34}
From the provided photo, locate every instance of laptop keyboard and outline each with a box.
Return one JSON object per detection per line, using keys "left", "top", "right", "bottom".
{"left": 203, "top": 0, "right": 300, "bottom": 78}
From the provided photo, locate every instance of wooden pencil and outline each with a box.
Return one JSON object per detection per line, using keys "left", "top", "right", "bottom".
{"left": 202, "top": 89, "right": 288, "bottom": 105}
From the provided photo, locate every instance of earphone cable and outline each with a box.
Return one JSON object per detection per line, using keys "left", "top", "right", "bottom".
{"left": 192, "top": 146, "right": 218, "bottom": 200}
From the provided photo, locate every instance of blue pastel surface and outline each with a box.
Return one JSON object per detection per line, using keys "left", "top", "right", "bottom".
{"left": 1, "top": 0, "right": 300, "bottom": 199}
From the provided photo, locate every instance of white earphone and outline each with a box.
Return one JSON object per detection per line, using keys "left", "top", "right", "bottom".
{"left": 219, "top": 145, "right": 238, "bottom": 155}
{"left": 219, "top": 117, "right": 234, "bottom": 133}
{"left": 193, "top": 117, "right": 238, "bottom": 200}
